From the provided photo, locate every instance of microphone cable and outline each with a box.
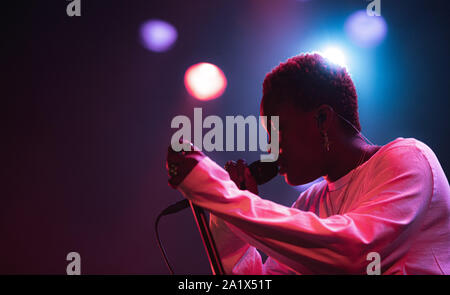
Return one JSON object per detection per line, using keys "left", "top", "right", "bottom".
{"left": 154, "top": 199, "right": 190, "bottom": 275}
{"left": 155, "top": 160, "right": 277, "bottom": 274}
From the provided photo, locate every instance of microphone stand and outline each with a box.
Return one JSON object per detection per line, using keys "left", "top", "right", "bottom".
{"left": 182, "top": 160, "right": 277, "bottom": 275}
{"left": 189, "top": 200, "right": 225, "bottom": 275}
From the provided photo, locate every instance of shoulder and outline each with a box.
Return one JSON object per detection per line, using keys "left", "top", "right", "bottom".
{"left": 381, "top": 137, "right": 442, "bottom": 173}
{"left": 371, "top": 137, "right": 434, "bottom": 173}
{"left": 362, "top": 137, "right": 438, "bottom": 200}
{"left": 373, "top": 138, "right": 448, "bottom": 196}
{"left": 379, "top": 137, "right": 432, "bottom": 154}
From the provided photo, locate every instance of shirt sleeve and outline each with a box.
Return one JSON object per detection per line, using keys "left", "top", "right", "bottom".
{"left": 209, "top": 213, "right": 263, "bottom": 274}
{"left": 178, "top": 145, "right": 434, "bottom": 274}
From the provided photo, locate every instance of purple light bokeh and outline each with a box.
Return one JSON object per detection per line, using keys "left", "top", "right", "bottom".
{"left": 344, "top": 10, "right": 387, "bottom": 48}
{"left": 140, "top": 19, "right": 178, "bottom": 52}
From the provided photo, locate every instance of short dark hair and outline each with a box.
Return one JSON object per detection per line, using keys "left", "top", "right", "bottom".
{"left": 261, "top": 53, "right": 361, "bottom": 132}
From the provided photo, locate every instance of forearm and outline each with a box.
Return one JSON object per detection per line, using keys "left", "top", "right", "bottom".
{"left": 179, "top": 157, "right": 351, "bottom": 273}
{"left": 180, "top": 153, "right": 432, "bottom": 274}
{"left": 209, "top": 213, "right": 263, "bottom": 274}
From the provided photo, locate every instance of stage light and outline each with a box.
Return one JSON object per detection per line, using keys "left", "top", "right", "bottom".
{"left": 321, "top": 47, "right": 347, "bottom": 68}
{"left": 344, "top": 10, "right": 387, "bottom": 48}
{"left": 140, "top": 19, "right": 178, "bottom": 52}
{"left": 184, "top": 63, "right": 227, "bottom": 101}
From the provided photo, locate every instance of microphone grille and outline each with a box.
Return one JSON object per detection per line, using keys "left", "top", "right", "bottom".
{"left": 248, "top": 160, "right": 279, "bottom": 185}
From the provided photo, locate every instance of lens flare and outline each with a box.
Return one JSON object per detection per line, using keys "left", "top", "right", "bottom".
{"left": 345, "top": 10, "right": 387, "bottom": 48}
{"left": 140, "top": 19, "right": 178, "bottom": 52}
{"left": 184, "top": 63, "right": 227, "bottom": 101}
{"left": 322, "top": 47, "right": 347, "bottom": 68}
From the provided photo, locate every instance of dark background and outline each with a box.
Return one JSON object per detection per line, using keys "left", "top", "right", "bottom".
{"left": 2, "top": 0, "right": 449, "bottom": 274}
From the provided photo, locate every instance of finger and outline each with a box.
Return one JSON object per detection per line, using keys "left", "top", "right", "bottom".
{"left": 224, "top": 161, "right": 241, "bottom": 185}
{"left": 224, "top": 160, "right": 236, "bottom": 172}
{"left": 226, "top": 162, "right": 238, "bottom": 179}
{"left": 244, "top": 167, "right": 257, "bottom": 185}
{"left": 167, "top": 146, "right": 184, "bottom": 164}
{"left": 244, "top": 167, "right": 259, "bottom": 194}
{"left": 236, "top": 159, "right": 248, "bottom": 180}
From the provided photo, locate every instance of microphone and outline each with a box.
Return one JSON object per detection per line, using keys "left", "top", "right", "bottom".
{"left": 160, "top": 199, "right": 191, "bottom": 216}
{"left": 160, "top": 160, "right": 279, "bottom": 217}
{"left": 248, "top": 160, "right": 279, "bottom": 185}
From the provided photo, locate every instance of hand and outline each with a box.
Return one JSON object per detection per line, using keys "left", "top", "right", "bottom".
{"left": 224, "top": 159, "right": 258, "bottom": 195}
{"left": 166, "top": 141, "right": 206, "bottom": 189}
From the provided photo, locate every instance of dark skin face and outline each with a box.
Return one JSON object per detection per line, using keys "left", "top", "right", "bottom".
{"left": 264, "top": 101, "right": 381, "bottom": 186}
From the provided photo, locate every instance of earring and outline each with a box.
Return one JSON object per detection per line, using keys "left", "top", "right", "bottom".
{"left": 322, "top": 132, "right": 330, "bottom": 152}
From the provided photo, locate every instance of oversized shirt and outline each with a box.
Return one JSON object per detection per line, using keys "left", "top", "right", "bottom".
{"left": 177, "top": 138, "right": 450, "bottom": 274}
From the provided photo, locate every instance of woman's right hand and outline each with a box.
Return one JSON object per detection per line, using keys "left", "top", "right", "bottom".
{"left": 224, "top": 159, "right": 258, "bottom": 195}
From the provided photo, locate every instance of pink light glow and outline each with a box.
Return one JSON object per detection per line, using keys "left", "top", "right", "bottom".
{"left": 184, "top": 63, "right": 227, "bottom": 101}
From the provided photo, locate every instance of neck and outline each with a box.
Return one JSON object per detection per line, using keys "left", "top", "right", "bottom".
{"left": 324, "top": 135, "right": 372, "bottom": 182}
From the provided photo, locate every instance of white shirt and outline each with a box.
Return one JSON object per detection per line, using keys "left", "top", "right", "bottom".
{"left": 178, "top": 138, "right": 450, "bottom": 274}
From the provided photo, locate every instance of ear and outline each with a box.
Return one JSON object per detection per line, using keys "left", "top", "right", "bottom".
{"left": 315, "top": 104, "right": 334, "bottom": 132}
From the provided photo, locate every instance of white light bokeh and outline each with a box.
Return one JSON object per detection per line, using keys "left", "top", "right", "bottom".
{"left": 322, "top": 47, "right": 347, "bottom": 68}
{"left": 184, "top": 63, "right": 227, "bottom": 101}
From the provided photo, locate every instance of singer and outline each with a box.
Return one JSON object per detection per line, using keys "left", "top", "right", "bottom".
{"left": 166, "top": 53, "right": 450, "bottom": 274}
